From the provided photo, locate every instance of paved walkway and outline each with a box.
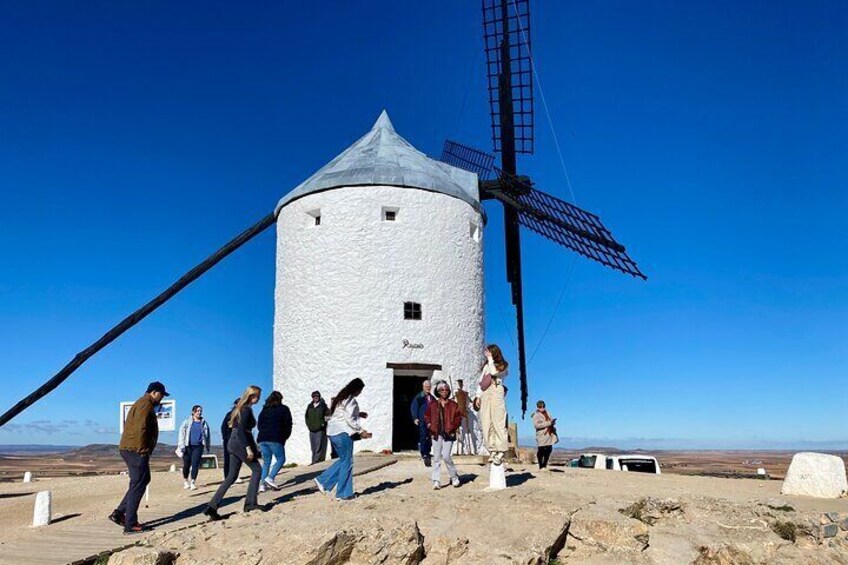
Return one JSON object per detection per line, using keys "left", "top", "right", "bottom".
{"left": 0, "top": 456, "right": 397, "bottom": 565}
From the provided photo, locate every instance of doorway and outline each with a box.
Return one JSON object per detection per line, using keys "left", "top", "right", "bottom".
{"left": 392, "top": 373, "right": 428, "bottom": 452}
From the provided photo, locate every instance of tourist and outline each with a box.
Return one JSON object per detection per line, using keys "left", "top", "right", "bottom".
{"left": 305, "top": 390, "right": 329, "bottom": 464}
{"left": 257, "top": 391, "right": 292, "bottom": 492}
{"left": 177, "top": 404, "right": 211, "bottom": 490}
{"left": 204, "top": 385, "right": 267, "bottom": 520}
{"left": 532, "top": 400, "right": 558, "bottom": 471}
{"left": 410, "top": 379, "right": 434, "bottom": 467}
{"left": 314, "top": 378, "right": 371, "bottom": 501}
{"left": 109, "top": 381, "right": 168, "bottom": 534}
{"left": 425, "top": 380, "right": 462, "bottom": 489}
{"left": 476, "top": 344, "right": 509, "bottom": 465}
{"left": 453, "top": 379, "right": 475, "bottom": 455}
{"left": 220, "top": 399, "right": 238, "bottom": 481}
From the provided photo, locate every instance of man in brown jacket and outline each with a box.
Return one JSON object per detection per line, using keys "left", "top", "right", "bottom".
{"left": 109, "top": 381, "right": 168, "bottom": 534}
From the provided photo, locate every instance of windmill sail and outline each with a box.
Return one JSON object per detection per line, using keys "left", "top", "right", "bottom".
{"left": 483, "top": 0, "right": 534, "bottom": 155}
{"left": 489, "top": 170, "right": 647, "bottom": 279}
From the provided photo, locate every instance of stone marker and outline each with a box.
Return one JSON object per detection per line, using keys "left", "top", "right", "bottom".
{"left": 757, "top": 468, "right": 767, "bottom": 476}
{"left": 488, "top": 463, "right": 506, "bottom": 490}
{"left": 23, "top": 471, "right": 33, "bottom": 483}
{"left": 32, "top": 491, "right": 51, "bottom": 527}
{"left": 781, "top": 452, "right": 848, "bottom": 498}
{"left": 169, "top": 464, "right": 176, "bottom": 473}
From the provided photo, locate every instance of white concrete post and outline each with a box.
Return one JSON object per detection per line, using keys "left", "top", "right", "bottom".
{"left": 23, "top": 471, "right": 33, "bottom": 483}
{"left": 32, "top": 491, "right": 51, "bottom": 527}
{"left": 145, "top": 485, "right": 150, "bottom": 502}
{"left": 488, "top": 463, "right": 506, "bottom": 490}
{"left": 169, "top": 464, "right": 176, "bottom": 473}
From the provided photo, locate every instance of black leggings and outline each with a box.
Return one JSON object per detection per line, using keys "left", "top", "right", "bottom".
{"left": 537, "top": 445, "right": 553, "bottom": 469}
{"left": 182, "top": 445, "right": 203, "bottom": 480}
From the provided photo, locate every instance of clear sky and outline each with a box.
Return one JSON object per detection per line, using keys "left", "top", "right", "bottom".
{"left": 0, "top": 1, "right": 845, "bottom": 449}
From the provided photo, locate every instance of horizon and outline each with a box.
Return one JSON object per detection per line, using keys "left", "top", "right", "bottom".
{"left": 1, "top": 1, "right": 846, "bottom": 447}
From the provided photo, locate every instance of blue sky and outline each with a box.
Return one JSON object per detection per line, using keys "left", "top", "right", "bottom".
{"left": 1, "top": 1, "right": 845, "bottom": 449}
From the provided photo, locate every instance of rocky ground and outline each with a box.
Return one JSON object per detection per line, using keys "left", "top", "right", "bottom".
{"left": 100, "top": 457, "right": 848, "bottom": 564}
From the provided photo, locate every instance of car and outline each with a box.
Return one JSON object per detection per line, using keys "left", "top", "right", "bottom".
{"left": 576, "top": 453, "right": 661, "bottom": 474}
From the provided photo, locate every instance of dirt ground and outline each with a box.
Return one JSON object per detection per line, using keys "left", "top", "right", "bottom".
{"left": 2, "top": 455, "right": 848, "bottom": 564}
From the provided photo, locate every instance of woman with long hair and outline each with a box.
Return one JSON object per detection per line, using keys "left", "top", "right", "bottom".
{"left": 475, "top": 344, "right": 509, "bottom": 465}
{"left": 313, "top": 378, "right": 371, "bottom": 501}
{"left": 257, "top": 390, "right": 292, "bottom": 492}
{"left": 204, "top": 385, "right": 266, "bottom": 520}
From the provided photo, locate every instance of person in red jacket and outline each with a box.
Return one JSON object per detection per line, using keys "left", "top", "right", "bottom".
{"left": 424, "top": 380, "right": 463, "bottom": 489}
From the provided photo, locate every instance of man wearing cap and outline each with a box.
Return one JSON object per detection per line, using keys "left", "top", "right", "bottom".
{"left": 305, "top": 391, "right": 329, "bottom": 464}
{"left": 109, "top": 381, "right": 168, "bottom": 534}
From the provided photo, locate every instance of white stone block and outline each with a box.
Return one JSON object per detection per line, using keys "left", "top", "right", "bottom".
{"left": 781, "top": 452, "right": 848, "bottom": 498}
{"left": 169, "top": 464, "right": 176, "bottom": 473}
{"left": 488, "top": 463, "right": 506, "bottom": 490}
{"left": 23, "top": 471, "right": 32, "bottom": 483}
{"left": 757, "top": 468, "right": 767, "bottom": 476}
{"left": 32, "top": 491, "right": 51, "bottom": 527}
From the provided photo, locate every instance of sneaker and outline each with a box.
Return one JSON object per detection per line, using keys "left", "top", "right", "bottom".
{"left": 335, "top": 495, "right": 356, "bottom": 502}
{"left": 234, "top": 478, "right": 244, "bottom": 484}
{"left": 314, "top": 478, "right": 327, "bottom": 495}
{"left": 123, "top": 523, "right": 151, "bottom": 535}
{"left": 183, "top": 480, "right": 190, "bottom": 489}
{"left": 107, "top": 510, "right": 125, "bottom": 527}
{"left": 243, "top": 503, "right": 271, "bottom": 513}
{"left": 189, "top": 481, "right": 198, "bottom": 491}
{"left": 203, "top": 506, "right": 223, "bottom": 521}
{"left": 264, "top": 477, "right": 281, "bottom": 491}
{"left": 424, "top": 457, "right": 432, "bottom": 468}
{"left": 492, "top": 452, "right": 504, "bottom": 466}
{"left": 432, "top": 481, "right": 441, "bottom": 490}
{"left": 258, "top": 483, "right": 266, "bottom": 493}
{"left": 451, "top": 477, "right": 461, "bottom": 488}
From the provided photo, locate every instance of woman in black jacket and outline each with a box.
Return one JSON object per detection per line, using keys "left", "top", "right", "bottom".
{"left": 256, "top": 391, "right": 292, "bottom": 492}
{"left": 205, "top": 385, "right": 266, "bottom": 520}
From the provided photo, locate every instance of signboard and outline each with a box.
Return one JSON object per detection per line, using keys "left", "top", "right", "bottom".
{"left": 119, "top": 399, "right": 177, "bottom": 433}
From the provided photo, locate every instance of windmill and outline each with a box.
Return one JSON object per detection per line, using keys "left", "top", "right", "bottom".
{"left": 439, "top": 0, "right": 646, "bottom": 416}
{"left": 0, "top": 0, "right": 645, "bottom": 430}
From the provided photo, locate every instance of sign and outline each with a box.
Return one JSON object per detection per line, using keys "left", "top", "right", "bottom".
{"left": 119, "top": 399, "right": 177, "bottom": 433}
{"left": 402, "top": 339, "right": 423, "bottom": 349}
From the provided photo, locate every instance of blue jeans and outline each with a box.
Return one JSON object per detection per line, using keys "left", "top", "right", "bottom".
{"left": 316, "top": 433, "right": 354, "bottom": 499}
{"left": 259, "top": 441, "right": 285, "bottom": 483}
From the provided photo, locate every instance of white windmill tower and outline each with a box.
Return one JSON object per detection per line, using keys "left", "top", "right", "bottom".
{"left": 273, "top": 111, "right": 486, "bottom": 464}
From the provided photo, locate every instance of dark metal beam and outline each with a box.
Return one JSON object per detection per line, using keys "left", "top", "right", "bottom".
{"left": 0, "top": 212, "right": 277, "bottom": 428}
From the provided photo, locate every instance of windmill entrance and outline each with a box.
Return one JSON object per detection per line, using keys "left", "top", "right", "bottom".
{"left": 389, "top": 364, "right": 438, "bottom": 453}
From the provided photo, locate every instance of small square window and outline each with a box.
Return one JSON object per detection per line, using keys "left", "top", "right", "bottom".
{"left": 306, "top": 209, "right": 321, "bottom": 227}
{"left": 403, "top": 301, "right": 422, "bottom": 320}
{"left": 382, "top": 206, "right": 399, "bottom": 222}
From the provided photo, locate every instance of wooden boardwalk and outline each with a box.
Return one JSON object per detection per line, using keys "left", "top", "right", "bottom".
{"left": 0, "top": 456, "right": 397, "bottom": 565}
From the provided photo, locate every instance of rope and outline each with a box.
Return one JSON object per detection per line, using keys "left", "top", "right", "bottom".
{"left": 510, "top": 0, "right": 577, "bottom": 204}
{"left": 510, "top": 0, "right": 580, "bottom": 360}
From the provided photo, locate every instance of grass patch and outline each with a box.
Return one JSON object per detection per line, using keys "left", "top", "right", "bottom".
{"left": 770, "top": 520, "right": 796, "bottom": 542}
{"left": 766, "top": 503, "right": 795, "bottom": 512}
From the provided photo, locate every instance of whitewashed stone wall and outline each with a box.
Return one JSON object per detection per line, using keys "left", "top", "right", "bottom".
{"left": 274, "top": 186, "right": 485, "bottom": 464}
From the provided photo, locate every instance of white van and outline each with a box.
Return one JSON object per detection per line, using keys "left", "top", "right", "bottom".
{"left": 576, "top": 453, "right": 661, "bottom": 474}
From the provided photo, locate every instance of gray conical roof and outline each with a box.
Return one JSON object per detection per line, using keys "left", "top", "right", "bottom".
{"left": 276, "top": 110, "right": 482, "bottom": 214}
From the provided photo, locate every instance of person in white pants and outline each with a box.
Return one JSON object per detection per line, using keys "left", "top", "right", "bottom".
{"left": 476, "top": 344, "right": 509, "bottom": 465}
{"left": 424, "top": 380, "right": 463, "bottom": 489}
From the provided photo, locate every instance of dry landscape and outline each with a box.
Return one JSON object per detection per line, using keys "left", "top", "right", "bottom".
{"left": 1, "top": 450, "right": 848, "bottom": 564}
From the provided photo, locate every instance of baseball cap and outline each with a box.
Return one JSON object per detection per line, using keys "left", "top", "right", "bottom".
{"left": 146, "top": 381, "right": 170, "bottom": 397}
